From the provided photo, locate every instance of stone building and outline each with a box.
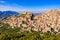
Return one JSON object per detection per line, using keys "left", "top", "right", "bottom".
{"left": 1, "top": 10, "right": 60, "bottom": 33}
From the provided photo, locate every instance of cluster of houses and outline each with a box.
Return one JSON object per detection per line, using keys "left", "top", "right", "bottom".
{"left": 1, "top": 10, "right": 60, "bottom": 33}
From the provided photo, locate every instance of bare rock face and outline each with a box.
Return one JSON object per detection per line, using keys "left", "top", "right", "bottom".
{"left": 1, "top": 10, "right": 60, "bottom": 33}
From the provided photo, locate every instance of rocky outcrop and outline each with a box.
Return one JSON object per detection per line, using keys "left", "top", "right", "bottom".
{"left": 1, "top": 10, "right": 60, "bottom": 33}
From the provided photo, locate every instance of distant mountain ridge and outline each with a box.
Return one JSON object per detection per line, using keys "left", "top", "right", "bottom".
{"left": 0, "top": 11, "right": 19, "bottom": 20}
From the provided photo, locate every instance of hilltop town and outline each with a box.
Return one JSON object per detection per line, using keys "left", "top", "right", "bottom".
{"left": 1, "top": 10, "right": 60, "bottom": 33}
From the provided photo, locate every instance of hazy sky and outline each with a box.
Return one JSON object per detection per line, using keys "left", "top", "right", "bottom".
{"left": 0, "top": 0, "right": 60, "bottom": 13}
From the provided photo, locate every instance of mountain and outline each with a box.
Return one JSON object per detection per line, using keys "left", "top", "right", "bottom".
{"left": 1, "top": 10, "right": 60, "bottom": 33}
{"left": 0, "top": 11, "right": 19, "bottom": 20}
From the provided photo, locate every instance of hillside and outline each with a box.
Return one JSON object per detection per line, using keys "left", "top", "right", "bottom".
{"left": 1, "top": 10, "right": 60, "bottom": 33}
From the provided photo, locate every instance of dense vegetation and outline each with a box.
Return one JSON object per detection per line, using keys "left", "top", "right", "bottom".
{"left": 0, "top": 23, "right": 60, "bottom": 40}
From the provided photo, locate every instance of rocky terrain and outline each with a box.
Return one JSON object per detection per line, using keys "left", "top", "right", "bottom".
{"left": 1, "top": 10, "right": 60, "bottom": 33}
